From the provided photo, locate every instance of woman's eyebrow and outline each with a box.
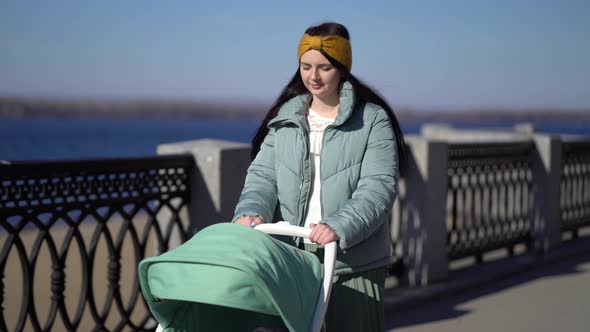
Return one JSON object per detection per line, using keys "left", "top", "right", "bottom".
{"left": 300, "top": 62, "right": 332, "bottom": 67}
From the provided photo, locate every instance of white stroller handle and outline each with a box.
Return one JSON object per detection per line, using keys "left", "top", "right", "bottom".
{"left": 255, "top": 222, "right": 337, "bottom": 332}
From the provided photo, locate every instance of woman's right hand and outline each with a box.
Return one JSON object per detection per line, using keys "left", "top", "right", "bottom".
{"left": 234, "top": 216, "right": 264, "bottom": 228}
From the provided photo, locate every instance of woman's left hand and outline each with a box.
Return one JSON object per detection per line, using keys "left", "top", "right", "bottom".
{"left": 309, "top": 223, "right": 339, "bottom": 246}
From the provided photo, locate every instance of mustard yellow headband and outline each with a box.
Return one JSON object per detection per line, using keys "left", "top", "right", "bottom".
{"left": 297, "top": 34, "right": 352, "bottom": 71}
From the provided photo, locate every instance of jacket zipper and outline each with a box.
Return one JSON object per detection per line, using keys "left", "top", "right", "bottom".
{"left": 319, "top": 124, "right": 333, "bottom": 221}
{"left": 298, "top": 120, "right": 311, "bottom": 227}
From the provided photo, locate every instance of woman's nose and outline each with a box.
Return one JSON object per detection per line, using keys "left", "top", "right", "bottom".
{"left": 312, "top": 69, "right": 320, "bottom": 80}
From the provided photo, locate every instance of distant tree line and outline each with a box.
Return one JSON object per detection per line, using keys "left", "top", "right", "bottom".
{"left": 0, "top": 97, "right": 589, "bottom": 123}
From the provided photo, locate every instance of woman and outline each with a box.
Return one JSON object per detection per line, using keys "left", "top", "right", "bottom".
{"left": 233, "top": 22, "right": 406, "bottom": 331}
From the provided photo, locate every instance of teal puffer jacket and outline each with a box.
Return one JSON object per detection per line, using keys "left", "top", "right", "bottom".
{"left": 233, "top": 81, "right": 399, "bottom": 275}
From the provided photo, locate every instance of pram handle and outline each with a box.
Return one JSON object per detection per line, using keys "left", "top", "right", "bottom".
{"left": 254, "top": 222, "right": 336, "bottom": 332}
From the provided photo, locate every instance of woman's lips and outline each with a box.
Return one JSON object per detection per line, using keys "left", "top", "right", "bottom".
{"left": 310, "top": 84, "right": 323, "bottom": 90}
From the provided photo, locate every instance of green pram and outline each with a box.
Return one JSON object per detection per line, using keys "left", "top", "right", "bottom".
{"left": 138, "top": 222, "right": 337, "bottom": 332}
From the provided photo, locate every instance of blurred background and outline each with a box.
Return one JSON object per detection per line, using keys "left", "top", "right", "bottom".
{"left": 1, "top": 0, "right": 589, "bottom": 160}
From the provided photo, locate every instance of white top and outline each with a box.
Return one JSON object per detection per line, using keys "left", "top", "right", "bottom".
{"left": 303, "top": 108, "right": 336, "bottom": 243}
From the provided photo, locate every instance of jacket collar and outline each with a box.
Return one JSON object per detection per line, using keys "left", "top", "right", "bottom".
{"left": 268, "top": 81, "right": 357, "bottom": 128}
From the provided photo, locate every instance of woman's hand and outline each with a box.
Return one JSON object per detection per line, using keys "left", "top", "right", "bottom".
{"left": 234, "top": 216, "right": 264, "bottom": 228}
{"left": 309, "top": 223, "right": 339, "bottom": 246}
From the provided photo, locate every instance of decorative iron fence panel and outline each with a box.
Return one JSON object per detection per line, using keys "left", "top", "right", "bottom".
{"left": 0, "top": 155, "right": 194, "bottom": 332}
{"left": 446, "top": 142, "right": 534, "bottom": 260}
{"left": 561, "top": 140, "right": 590, "bottom": 233}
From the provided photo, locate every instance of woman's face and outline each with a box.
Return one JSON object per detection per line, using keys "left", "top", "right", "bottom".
{"left": 300, "top": 49, "right": 341, "bottom": 101}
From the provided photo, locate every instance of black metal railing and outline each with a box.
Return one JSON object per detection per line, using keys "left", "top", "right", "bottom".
{"left": 4, "top": 136, "right": 590, "bottom": 330}
{"left": 0, "top": 155, "right": 194, "bottom": 332}
{"left": 561, "top": 140, "right": 590, "bottom": 234}
{"left": 446, "top": 142, "right": 535, "bottom": 260}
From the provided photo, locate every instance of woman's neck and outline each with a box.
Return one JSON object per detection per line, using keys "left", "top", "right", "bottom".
{"left": 310, "top": 94, "right": 339, "bottom": 118}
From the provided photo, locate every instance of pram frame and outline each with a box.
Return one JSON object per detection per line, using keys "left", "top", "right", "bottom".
{"left": 154, "top": 222, "right": 337, "bottom": 332}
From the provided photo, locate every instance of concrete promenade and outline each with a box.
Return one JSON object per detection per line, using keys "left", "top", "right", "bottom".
{"left": 383, "top": 234, "right": 590, "bottom": 332}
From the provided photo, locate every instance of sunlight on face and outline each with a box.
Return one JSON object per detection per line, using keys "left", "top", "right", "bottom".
{"left": 300, "top": 49, "right": 341, "bottom": 101}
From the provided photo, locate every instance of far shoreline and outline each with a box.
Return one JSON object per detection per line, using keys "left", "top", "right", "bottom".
{"left": 1, "top": 97, "right": 589, "bottom": 123}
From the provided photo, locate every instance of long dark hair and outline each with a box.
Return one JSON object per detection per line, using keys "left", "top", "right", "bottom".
{"left": 251, "top": 22, "right": 406, "bottom": 174}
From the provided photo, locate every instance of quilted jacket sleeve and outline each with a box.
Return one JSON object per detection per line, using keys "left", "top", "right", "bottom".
{"left": 232, "top": 129, "right": 278, "bottom": 224}
{"left": 321, "top": 108, "right": 399, "bottom": 251}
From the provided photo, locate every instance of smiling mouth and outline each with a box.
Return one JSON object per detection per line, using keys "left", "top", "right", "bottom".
{"left": 310, "top": 84, "right": 323, "bottom": 89}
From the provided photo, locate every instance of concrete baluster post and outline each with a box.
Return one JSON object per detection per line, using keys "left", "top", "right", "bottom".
{"left": 530, "top": 135, "right": 562, "bottom": 254}
{"left": 157, "top": 139, "right": 251, "bottom": 248}
{"left": 396, "top": 136, "right": 449, "bottom": 286}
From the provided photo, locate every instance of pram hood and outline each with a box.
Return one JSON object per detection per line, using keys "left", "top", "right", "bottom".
{"left": 139, "top": 223, "right": 322, "bottom": 332}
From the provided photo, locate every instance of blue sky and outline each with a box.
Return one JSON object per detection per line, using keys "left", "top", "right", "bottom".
{"left": 1, "top": 0, "right": 589, "bottom": 110}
